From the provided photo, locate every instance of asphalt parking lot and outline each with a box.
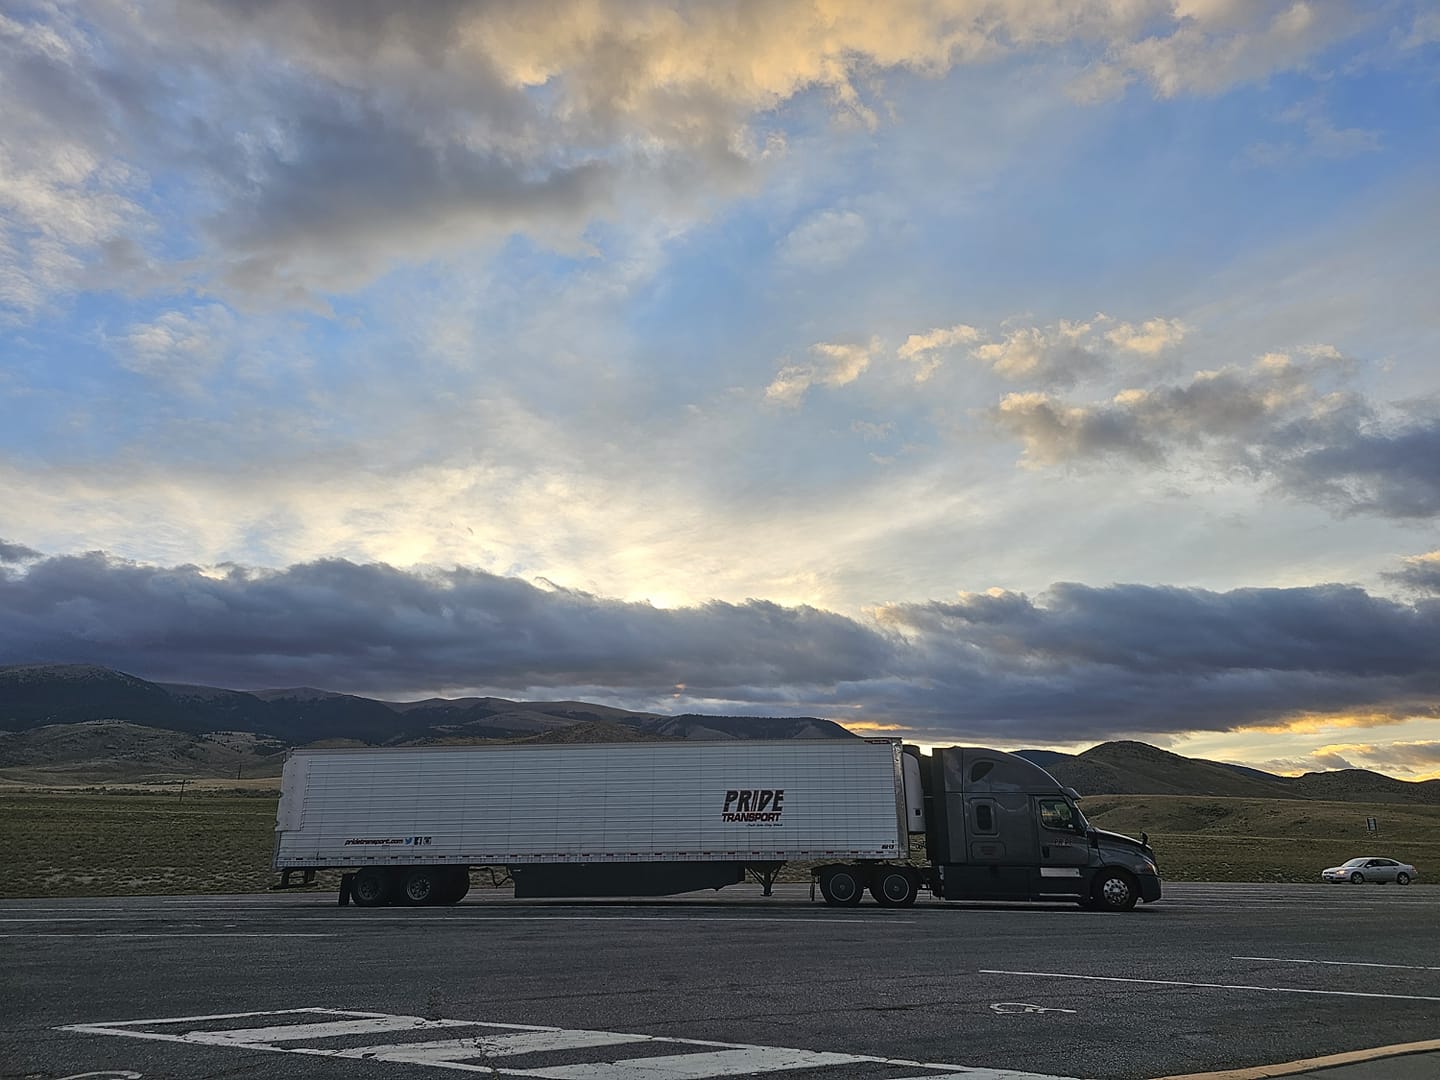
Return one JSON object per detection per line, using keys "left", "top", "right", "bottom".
{"left": 2, "top": 882, "right": 1436, "bottom": 1080}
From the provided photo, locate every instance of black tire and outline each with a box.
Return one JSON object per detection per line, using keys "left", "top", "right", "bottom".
{"left": 1093, "top": 870, "right": 1138, "bottom": 912}
{"left": 1397, "top": 872, "right": 1411, "bottom": 886}
{"left": 1350, "top": 871, "right": 1364, "bottom": 884}
{"left": 870, "top": 868, "right": 919, "bottom": 908}
{"left": 399, "top": 867, "right": 444, "bottom": 906}
{"left": 350, "top": 867, "right": 390, "bottom": 908}
{"left": 819, "top": 867, "right": 864, "bottom": 907}
{"left": 442, "top": 868, "right": 471, "bottom": 904}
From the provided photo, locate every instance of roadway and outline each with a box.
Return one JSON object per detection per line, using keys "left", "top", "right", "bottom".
{"left": 2, "top": 883, "right": 1437, "bottom": 1080}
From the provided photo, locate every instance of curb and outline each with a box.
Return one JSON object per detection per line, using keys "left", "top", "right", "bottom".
{"left": 1153, "top": 1040, "right": 1440, "bottom": 1079}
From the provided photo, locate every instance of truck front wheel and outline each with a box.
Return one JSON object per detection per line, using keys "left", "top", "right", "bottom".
{"left": 819, "top": 867, "right": 864, "bottom": 906}
{"left": 1093, "top": 870, "right": 1138, "bottom": 912}
{"left": 870, "top": 868, "right": 919, "bottom": 908}
{"left": 351, "top": 867, "right": 391, "bottom": 907}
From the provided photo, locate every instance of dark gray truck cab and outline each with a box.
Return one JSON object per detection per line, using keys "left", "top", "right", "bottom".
{"left": 920, "top": 745, "right": 1160, "bottom": 910}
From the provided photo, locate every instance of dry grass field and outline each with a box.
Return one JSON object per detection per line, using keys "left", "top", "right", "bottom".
{"left": 1083, "top": 794, "right": 1440, "bottom": 883}
{"left": 1, "top": 789, "right": 1435, "bottom": 898}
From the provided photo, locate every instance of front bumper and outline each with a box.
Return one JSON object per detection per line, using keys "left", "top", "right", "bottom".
{"left": 1138, "top": 871, "right": 1162, "bottom": 903}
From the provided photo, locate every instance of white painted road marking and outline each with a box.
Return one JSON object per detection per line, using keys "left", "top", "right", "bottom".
{"left": 0, "top": 933, "right": 334, "bottom": 938}
{"left": 59, "top": 1008, "right": 1085, "bottom": 1080}
{"left": 981, "top": 970, "right": 1440, "bottom": 1003}
{"left": 327, "top": 1029, "right": 656, "bottom": 1063}
{"left": 187, "top": 1015, "right": 479, "bottom": 1044}
{"left": 1234, "top": 955, "right": 1440, "bottom": 972}
{"left": 502, "top": 1046, "right": 865, "bottom": 1079}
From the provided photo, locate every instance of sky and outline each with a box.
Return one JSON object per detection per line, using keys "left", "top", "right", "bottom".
{"left": 2, "top": 1, "right": 1439, "bottom": 778}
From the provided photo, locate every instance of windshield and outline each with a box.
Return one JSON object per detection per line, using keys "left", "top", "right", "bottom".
{"left": 1341, "top": 859, "right": 1368, "bottom": 867}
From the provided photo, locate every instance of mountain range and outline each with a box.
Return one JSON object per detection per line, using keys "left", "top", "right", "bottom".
{"left": 2, "top": 664, "right": 1437, "bottom": 802}
{"left": 0, "top": 664, "right": 847, "bottom": 743}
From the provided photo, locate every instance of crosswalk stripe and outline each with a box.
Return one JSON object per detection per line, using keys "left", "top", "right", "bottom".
{"left": 503, "top": 1046, "right": 868, "bottom": 1079}
{"left": 311, "top": 1030, "right": 658, "bottom": 1063}
{"left": 187, "top": 1016, "right": 481, "bottom": 1044}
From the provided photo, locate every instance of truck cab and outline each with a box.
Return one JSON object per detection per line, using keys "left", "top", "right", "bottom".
{"left": 920, "top": 746, "right": 1161, "bottom": 910}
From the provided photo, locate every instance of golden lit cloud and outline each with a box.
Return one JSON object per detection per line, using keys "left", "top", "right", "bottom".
{"left": 1241, "top": 709, "right": 1437, "bottom": 735}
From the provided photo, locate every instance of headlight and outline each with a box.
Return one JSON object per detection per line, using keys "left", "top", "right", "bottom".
{"left": 1143, "top": 859, "right": 1157, "bottom": 875}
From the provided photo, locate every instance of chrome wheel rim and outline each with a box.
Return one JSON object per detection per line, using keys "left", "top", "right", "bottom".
{"left": 1102, "top": 877, "right": 1130, "bottom": 905}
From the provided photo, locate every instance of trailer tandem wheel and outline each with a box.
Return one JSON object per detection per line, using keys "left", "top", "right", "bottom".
{"left": 350, "top": 867, "right": 390, "bottom": 907}
{"left": 441, "top": 868, "right": 471, "bottom": 904}
{"left": 400, "top": 867, "right": 447, "bottom": 906}
{"left": 818, "top": 866, "right": 864, "bottom": 906}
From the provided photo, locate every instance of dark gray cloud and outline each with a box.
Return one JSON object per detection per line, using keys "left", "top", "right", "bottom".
{"left": 3, "top": 548, "right": 1439, "bottom": 742}
{"left": 1276, "top": 421, "right": 1440, "bottom": 519}
{"left": 0, "top": 551, "right": 896, "bottom": 699}
{"left": 1385, "top": 552, "right": 1440, "bottom": 594}
{"left": 0, "top": 541, "right": 41, "bottom": 564}
{"left": 991, "top": 351, "right": 1440, "bottom": 519}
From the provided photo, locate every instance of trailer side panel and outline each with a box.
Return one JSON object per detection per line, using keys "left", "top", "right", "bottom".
{"left": 274, "top": 740, "right": 904, "bottom": 869}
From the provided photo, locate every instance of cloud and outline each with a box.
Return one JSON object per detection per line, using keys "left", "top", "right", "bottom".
{"left": 1302, "top": 740, "right": 1440, "bottom": 777}
{"left": 117, "top": 305, "right": 235, "bottom": 390}
{"left": 1385, "top": 551, "right": 1440, "bottom": 594}
{"left": 988, "top": 347, "right": 1440, "bottom": 518}
{"left": 1104, "top": 317, "right": 1189, "bottom": 356}
{"left": 1243, "top": 99, "right": 1383, "bottom": 167}
{"left": 4, "top": 547, "right": 1440, "bottom": 741}
{"left": 972, "top": 319, "right": 1109, "bottom": 388}
{"left": 0, "top": 6, "right": 149, "bottom": 317}
{"left": 0, "top": 550, "right": 898, "bottom": 700}
{"left": 991, "top": 350, "right": 1340, "bottom": 464}
{"left": 1090, "top": 0, "right": 1363, "bottom": 100}
{"left": 0, "top": 1, "right": 1386, "bottom": 311}
{"left": 897, "top": 323, "right": 981, "bottom": 381}
{"left": 765, "top": 339, "right": 879, "bottom": 407}
{"left": 893, "top": 315, "right": 1185, "bottom": 387}
{"left": 0, "top": 540, "right": 41, "bottom": 564}
{"left": 777, "top": 209, "right": 868, "bottom": 268}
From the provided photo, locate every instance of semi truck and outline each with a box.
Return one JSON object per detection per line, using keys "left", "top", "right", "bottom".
{"left": 273, "top": 738, "right": 1161, "bottom": 911}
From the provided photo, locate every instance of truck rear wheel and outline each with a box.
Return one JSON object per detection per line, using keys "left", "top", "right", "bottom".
{"left": 870, "top": 868, "right": 919, "bottom": 907}
{"left": 1093, "top": 870, "right": 1138, "bottom": 912}
{"left": 351, "top": 867, "right": 390, "bottom": 907}
{"left": 400, "top": 867, "right": 445, "bottom": 906}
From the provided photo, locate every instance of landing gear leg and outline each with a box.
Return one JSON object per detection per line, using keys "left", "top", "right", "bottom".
{"left": 747, "top": 862, "right": 784, "bottom": 897}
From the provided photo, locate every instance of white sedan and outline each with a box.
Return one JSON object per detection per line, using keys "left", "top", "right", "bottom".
{"left": 1321, "top": 857, "right": 1419, "bottom": 885}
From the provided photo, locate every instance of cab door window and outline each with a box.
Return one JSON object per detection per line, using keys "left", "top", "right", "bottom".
{"left": 1038, "top": 798, "right": 1079, "bottom": 833}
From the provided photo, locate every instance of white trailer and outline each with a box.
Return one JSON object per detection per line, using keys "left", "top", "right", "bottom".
{"left": 274, "top": 738, "right": 924, "bottom": 906}
{"left": 273, "top": 738, "right": 1163, "bottom": 910}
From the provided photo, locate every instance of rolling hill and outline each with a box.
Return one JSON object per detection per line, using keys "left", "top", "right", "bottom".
{"left": 1016, "top": 740, "right": 1440, "bottom": 805}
